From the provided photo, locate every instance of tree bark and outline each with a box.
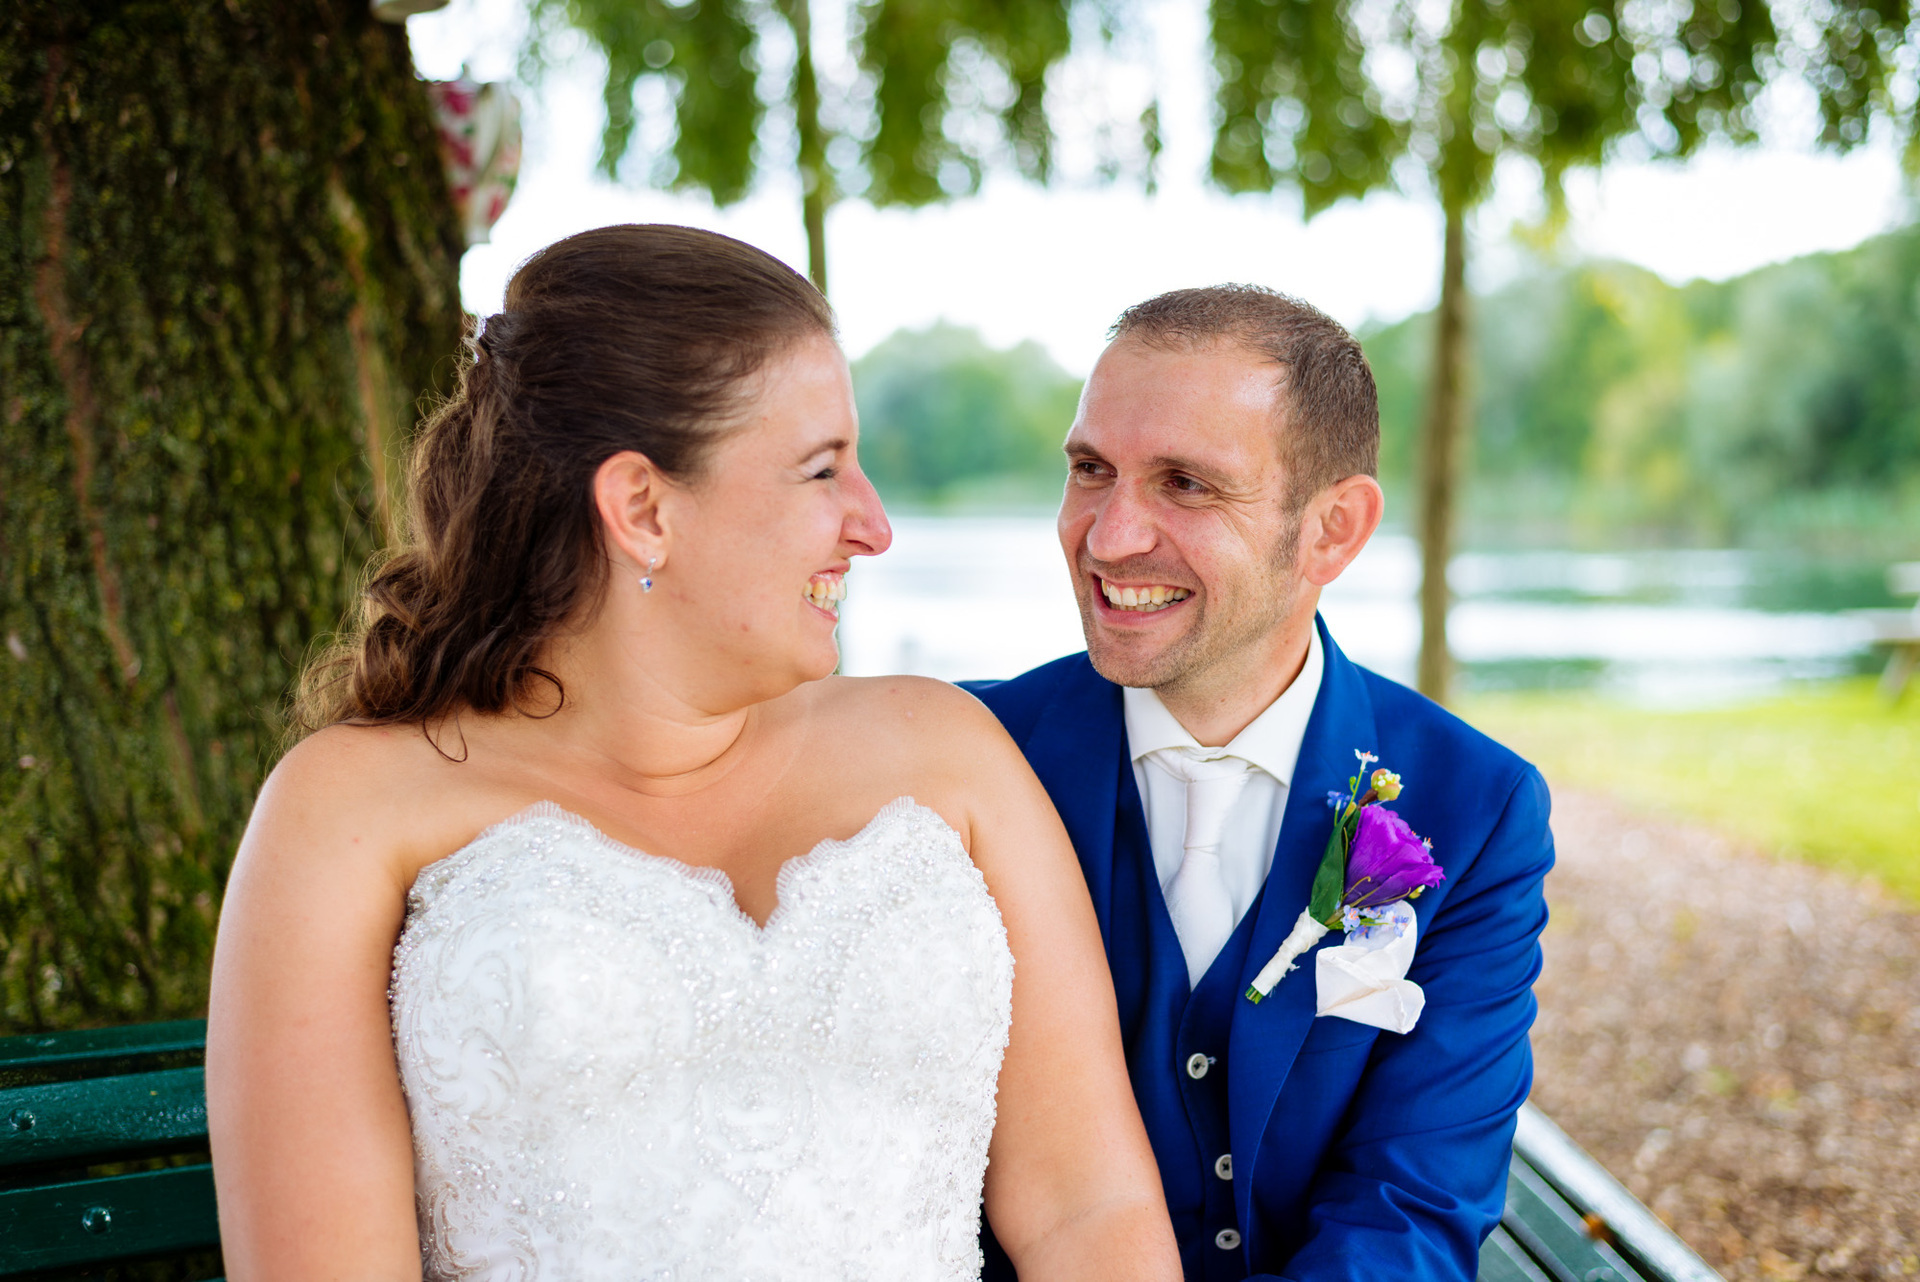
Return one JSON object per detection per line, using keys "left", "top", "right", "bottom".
{"left": 787, "top": 0, "right": 830, "bottom": 294}
{"left": 0, "top": 1, "right": 463, "bottom": 1030}
{"left": 1415, "top": 198, "right": 1469, "bottom": 704}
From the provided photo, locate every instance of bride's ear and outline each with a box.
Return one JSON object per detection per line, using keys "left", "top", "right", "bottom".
{"left": 593, "top": 450, "right": 674, "bottom": 574}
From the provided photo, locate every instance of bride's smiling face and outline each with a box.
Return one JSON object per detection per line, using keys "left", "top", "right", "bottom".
{"left": 646, "top": 334, "right": 891, "bottom": 705}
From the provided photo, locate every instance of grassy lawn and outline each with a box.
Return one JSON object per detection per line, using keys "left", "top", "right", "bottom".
{"left": 1459, "top": 678, "right": 1920, "bottom": 901}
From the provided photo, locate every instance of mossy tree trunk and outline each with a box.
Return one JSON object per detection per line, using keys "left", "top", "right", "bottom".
{"left": 0, "top": 1, "right": 463, "bottom": 1031}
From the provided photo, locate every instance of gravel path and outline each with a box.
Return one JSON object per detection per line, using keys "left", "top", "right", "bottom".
{"left": 1530, "top": 791, "right": 1920, "bottom": 1281}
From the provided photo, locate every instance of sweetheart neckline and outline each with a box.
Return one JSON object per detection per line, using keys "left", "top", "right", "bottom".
{"left": 415, "top": 795, "right": 961, "bottom": 934}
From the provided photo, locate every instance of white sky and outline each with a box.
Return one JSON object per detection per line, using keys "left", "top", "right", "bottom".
{"left": 408, "top": 0, "right": 1912, "bottom": 376}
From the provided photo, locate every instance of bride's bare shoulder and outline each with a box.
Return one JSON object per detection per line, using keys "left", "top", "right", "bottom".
{"left": 243, "top": 722, "right": 487, "bottom": 881}
{"left": 268, "top": 721, "right": 457, "bottom": 807}
{"left": 811, "top": 673, "right": 1001, "bottom": 731}
{"left": 806, "top": 675, "right": 1023, "bottom": 773}
{"left": 801, "top": 677, "right": 1059, "bottom": 867}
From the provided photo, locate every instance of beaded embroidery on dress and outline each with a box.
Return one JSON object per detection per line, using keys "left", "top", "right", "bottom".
{"left": 390, "top": 798, "right": 1014, "bottom": 1282}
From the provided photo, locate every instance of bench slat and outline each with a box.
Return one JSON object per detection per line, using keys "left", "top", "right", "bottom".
{"left": 1480, "top": 1224, "right": 1555, "bottom": 1282}
{"left": 0, "top": 1163, "right": 218, "bottom": 1276}
{"left": 1503, "top": 1157, "right": 1647, "bottom": 1282}
{"left": 0, "top": 1021, "right": 207, "bottom": 1082}
{"left": 0, "top": 1067, "right": 207, "bottom": 1171}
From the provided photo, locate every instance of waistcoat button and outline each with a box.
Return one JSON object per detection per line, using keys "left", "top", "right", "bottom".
{"left": 1214, "top": 1153, "right": 1233, "bottom": 1180}
{"left": 1215, "top": 1228, "right": 1241, "bottom": 1250}
{"left": 1185, "top": 1052, "right": 1210, "bottom": 1079}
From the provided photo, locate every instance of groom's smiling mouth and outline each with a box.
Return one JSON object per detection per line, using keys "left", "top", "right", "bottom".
{"left": 1096, "top": 577, "right": 1192, "bottom": 614}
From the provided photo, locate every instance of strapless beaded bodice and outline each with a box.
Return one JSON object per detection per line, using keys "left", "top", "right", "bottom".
{"left": 389, "top": 799, "right": 1014, "bottom": 1282}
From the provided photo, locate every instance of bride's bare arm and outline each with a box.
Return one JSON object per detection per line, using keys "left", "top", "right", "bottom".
{"left": 916, "top": 687, "right": 1181, "bottom": 1280}
{"left": 205, "top": 730, "right": 426, "bottom": 1282}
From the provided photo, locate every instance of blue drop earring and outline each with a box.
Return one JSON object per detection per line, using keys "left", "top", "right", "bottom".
{"left": 640, "top": 557, "right": 656, "bottom": 593}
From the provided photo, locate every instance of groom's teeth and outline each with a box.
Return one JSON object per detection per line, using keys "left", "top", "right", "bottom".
{"left": 1099, "top": 579, "right": 1192, "bottom": 612}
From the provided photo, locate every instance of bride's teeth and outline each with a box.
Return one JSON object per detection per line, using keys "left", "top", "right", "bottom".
{"left": 805, "top": 575, "right": 845, "bottom": 612}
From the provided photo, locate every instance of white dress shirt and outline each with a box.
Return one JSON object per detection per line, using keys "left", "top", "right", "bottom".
{"left": 1123, "top": 626, "right": 1325, "bottom": 984}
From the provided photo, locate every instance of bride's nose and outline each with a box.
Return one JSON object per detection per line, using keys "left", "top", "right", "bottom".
{"left": 841, "top": 464, "right": 892, "bottom": 557}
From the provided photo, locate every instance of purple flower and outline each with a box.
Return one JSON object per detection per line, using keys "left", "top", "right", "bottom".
{"left": 1343, "top": 805, "right": 1445, "bottom": 909}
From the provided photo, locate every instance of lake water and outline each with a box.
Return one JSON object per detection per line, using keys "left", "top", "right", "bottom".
{"left": 835, "top": 515, "right": 1901, "bottom": 703}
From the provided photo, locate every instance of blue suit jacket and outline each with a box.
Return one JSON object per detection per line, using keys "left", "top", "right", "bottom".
{"left": 964, "top": 618, "right": 1553, "bottom": 1281}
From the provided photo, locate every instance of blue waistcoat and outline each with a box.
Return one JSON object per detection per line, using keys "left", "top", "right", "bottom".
{"left": 965, "top": 617, "right": 1555, "bottom": 1282}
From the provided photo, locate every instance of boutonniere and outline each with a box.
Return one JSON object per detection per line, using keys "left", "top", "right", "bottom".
{"left": 1245, "top": 751, "right": 1446, "bottom": 1033}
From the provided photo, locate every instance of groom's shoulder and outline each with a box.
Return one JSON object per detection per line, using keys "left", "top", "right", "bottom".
{"left": 1351, "top": 660, "right": 1542, "bottom": 800}
{"left": 958, "top": 651, "right": 1100, "bottom": 743}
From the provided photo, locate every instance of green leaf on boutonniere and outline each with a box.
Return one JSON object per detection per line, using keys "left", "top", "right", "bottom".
{"left": 1308, "top": 806, "right": 1355, "bottom": 924}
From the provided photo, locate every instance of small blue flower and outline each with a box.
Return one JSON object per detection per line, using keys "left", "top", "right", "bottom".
{"left": 1327, "top": 790, "right": 1350, "bottom": 810}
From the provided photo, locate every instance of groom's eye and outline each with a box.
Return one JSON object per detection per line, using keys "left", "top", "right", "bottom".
{"left": 1167, "top": 474, "right": 1207, "bottom": 494}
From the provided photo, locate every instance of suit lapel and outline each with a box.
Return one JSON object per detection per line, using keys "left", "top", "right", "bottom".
{"left": 1014, "top": 658, "right": 1126, "bottom": 946}
{"left": 1227, "top": 616, "right": 1379, "bottom": 1231}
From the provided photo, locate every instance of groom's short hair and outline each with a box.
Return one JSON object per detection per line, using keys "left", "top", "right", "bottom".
{"left": 1110, "top": 285, "right": 1379, "bottom": 512}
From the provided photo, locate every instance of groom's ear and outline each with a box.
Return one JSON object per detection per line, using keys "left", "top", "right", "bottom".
{"left": 593, "top": 449, "right": 675, "bottom": 570}
{"left": 1297, "top": 473, "right": 1384, "bottom": 588}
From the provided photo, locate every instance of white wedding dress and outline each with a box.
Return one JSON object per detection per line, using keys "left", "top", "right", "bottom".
{"left": 389, "top": 799, "right": 1015, "bottom": 1282}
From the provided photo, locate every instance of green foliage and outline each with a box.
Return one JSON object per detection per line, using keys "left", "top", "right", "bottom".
{"left": 0, "top": 2, "right": 463, "bottom": 1030}
{"left": 1362, "top": 228, "right": 1920, "bottom": 543}
{"left": 542, "top": 0, "right": 763, "bottom": 202}
{"left": 1792, "top": 0, "right": 1920, "bottom": 162}
{"left": 540, "top": 0, "right": 1076, "bottom": 286}
{"left": 1209, "top": 0, "right": 1399, "bottom": 212}
{"left": 1203, "top": 0, "right": 1774, "bottom": 217}
{"left": 1462, "top": 680, "right": 1920, "bottom": 900}
{"left": 859, "top": 0, "right": 1073, "bottom": 204}
{"left": 850, "top": 323, "right": 1079, "bottom": 502}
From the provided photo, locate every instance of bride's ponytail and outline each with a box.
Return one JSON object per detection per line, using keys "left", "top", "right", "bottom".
{"left": 293, "top": 225, "right": 834, "bottom": 736}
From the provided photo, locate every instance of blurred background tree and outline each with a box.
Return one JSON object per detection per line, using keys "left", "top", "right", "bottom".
{"left": 1366, "top": 225, "right": 1920, "bottom": 550}
{"left": 1203, "top": 0, "right": 1774, "bottom": 702}
{"left": 542, "top": 0, "right": 1073, "bottom": 293}
{"left": 0, "top": 2, "right": 463, "bottom": 1030}
{"left": 855, "top": 223, "right": 1920, "bottom": 550}
{"left": 851, "top": 322, "right": 1081, "bottom": 503}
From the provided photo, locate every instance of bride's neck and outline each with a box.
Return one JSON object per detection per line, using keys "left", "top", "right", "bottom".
{"left": 525, "top": 624, "right": 769, "bottom": 792}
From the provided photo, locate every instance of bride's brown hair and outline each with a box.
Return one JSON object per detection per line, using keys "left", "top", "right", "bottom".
{"left": 294, "top": 224, "right": 834, "bottom": 735}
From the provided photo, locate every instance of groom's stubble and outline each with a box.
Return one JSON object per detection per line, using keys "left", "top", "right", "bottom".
{"left": 1073, "top": 515, "right": 1304, "bottom": 699}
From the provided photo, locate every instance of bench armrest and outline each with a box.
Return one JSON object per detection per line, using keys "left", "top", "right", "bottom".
{"left": 1513, "top": 1104, "right": 1721, "bottom": 1282}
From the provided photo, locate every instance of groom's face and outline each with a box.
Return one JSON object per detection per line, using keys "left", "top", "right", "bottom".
{"left": 1059, "top": 336, "right": 1303, "bottom": 691}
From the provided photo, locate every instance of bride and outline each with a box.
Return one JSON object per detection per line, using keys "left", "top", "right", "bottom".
{"left": 205, "top": 224, "right": 1178, "bottom": 1281}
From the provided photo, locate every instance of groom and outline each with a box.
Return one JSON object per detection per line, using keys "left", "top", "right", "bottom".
{"left": 965, "top": 286, "right": 1553, "bottom": 1281}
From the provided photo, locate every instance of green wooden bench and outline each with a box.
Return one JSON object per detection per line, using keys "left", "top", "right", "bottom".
{"left": 1482, "top": 1105, "right": 1722, "bottom": 1282}
{"left": 0, "top": 1020, "right": 220, "bottom": 1280}
{"left": 0, "top": 1021, "right": 1721, "bottom": 1282}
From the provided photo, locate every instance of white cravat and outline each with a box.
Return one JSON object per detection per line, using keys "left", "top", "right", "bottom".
{"left": 1148, "top": 749, "right": 1254, "bottom": 987}
{"left": 1124, "top": 625, "right": 1326, "bottom": 988}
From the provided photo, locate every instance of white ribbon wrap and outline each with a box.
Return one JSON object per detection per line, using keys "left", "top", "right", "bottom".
{"left": 1245, "top": 908, "right": 1330, "bottom": 1002}
{"left": 1314, "top": 899, "right": 1426, "bottom": 1033}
